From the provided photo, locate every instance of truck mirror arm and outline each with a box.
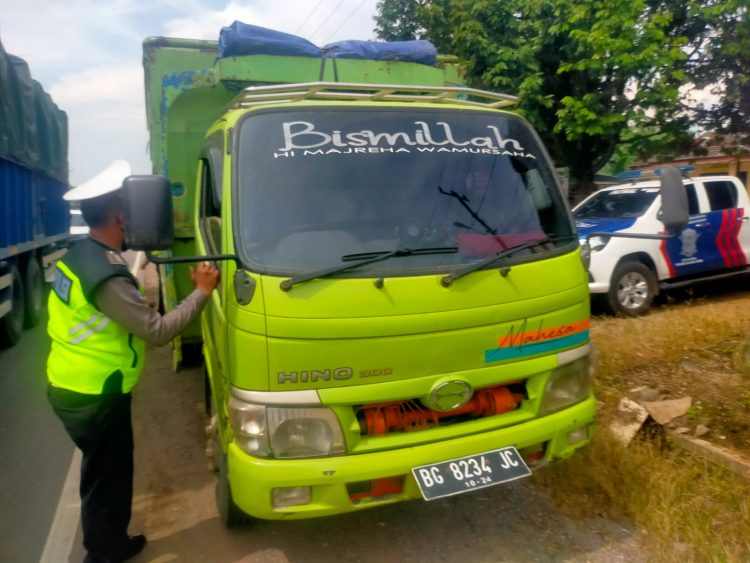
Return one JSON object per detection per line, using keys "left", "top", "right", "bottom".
{"left": 145, "top": 250, "right": 257, "bottom": 305}
{"left": 586, "top": 231, "right": 679, "bottom": 242}
{"left": 145, "top": 250, "right": 242, "bottom": 268}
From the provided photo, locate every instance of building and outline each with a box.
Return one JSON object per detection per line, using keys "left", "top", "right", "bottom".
{"left": 632, "top": 133, "right": 750, "bottom": 191}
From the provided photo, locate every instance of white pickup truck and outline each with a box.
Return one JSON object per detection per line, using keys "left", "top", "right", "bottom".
{"left": 574, "top": 175, "right": 749, "bottom": 315}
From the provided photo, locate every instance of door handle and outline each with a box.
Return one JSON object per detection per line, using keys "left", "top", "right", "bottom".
{"left": 694, "top": 222, "right": 710, "bottom": 228}
{"left": 741, "top": 216, "right": 749, "bottom": 223}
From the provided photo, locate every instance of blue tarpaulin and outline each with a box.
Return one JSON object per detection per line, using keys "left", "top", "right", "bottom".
{"left": 218, "top": 22, "right": 438, "bottom": 66}
{"left": 219, "top": 21, "right": 321, "bottom": 58}
{"left": 322, "top": 40, "right": 437, "bottom": 66}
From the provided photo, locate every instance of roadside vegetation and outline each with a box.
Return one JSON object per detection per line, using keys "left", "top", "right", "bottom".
{"left": 538, "top": 285, "right": 750, "bottom": 561}
{"left": 375, "top": 0, "right": 749, "bottom": 199}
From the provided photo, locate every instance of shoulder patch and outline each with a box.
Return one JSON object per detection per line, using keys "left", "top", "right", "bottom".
{"left": 52, "top": 268, "right": 72, "bottom": 304}
{"left": 106, "top": 251, "right": 128, "bottom": 266}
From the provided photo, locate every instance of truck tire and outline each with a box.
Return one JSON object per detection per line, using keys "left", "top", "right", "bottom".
{"left": 210, "top": 391, "right": 248, "bottom": 527}
{"left": 214, "top": 425, "right": 248, "bottom": 528}
{"left": 607, "top": 261, "right": 656, "bottom": 316}
{"left": 0, "top": 265, "right": 26, "bottom": 348}
{"left": 23, "top": 257, "right": 44, "bottom": 328}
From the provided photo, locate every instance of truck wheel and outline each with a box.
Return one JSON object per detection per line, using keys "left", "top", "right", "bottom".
{"left": 23, "top": 257, "right": 44, "bottom": 328}
{"left": 607, "top": 262, "right": 656, "bottom": 316}
{"left": 0, "top": 266, "right": 26, "bottom": 348}
{"left": 214, "top": 426, "right": 248, "bottom": 528}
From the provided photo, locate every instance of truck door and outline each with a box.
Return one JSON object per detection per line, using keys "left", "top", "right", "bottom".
{"left": 700, "top": 179, "right": 749, "bottom": 271}
{"left": 661, "top": 183, "right": 716, "bottom": 277}
{"left": 197, "top": 144, "right": 229, "bottom": 410}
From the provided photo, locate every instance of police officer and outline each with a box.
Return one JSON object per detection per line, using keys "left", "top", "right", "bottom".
{"left": 46, "top": 160, "right": 219, "bottom": 563}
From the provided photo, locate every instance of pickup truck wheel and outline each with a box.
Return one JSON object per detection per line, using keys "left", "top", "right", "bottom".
{"left": 23, "top": 257, "right": 44, "bottom": 328}
{"left": 608, "top": 262, "right": 656, "bottom": 316}
{"left": 213, "top": 418, "right": 248, "bottom": 527}
{"left": 0, "top": 266, "right": 26, "bottom": 348}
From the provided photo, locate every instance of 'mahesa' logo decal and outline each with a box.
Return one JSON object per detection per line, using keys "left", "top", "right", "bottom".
{"left": 485, "top": 319, "right": 590, "bottom": 363}
{"left": 272, "top": 121, "right": 537, "bottom": 160}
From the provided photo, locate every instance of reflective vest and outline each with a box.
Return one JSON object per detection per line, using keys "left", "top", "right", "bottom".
{"left": 47, "top": 238, "right": 145, "bottom": 394}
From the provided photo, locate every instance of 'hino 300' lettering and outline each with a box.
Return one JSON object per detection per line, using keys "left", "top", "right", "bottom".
{"left": 277, "top": 367, "right": 354, "bottom": 384}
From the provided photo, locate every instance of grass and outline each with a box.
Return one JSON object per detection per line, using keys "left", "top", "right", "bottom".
{"left": 537, "top": 291, "right": 750, "bottom": 561}
{"left": 535, "top": 435, "right": 750, "bottom": 561}
{"left": 591, "top": 295, "right": 750, "bottom": 452}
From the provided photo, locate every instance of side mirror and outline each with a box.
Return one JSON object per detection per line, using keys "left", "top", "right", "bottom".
{"left": 659, "top": 167, "right": 689, "bottom": 233}
{"left": 122, "top": 175, "right": 174, "bottom": 251}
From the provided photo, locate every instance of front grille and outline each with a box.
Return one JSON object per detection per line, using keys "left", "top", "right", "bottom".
{"left": 356, "top": 383, "right": 527, "bottom": 437}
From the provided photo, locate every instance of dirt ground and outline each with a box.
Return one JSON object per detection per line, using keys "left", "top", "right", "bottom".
{"left": 591, "top": 279, "right": 750, "bottom": 454}
{"left": 126, "top": 346, "right": 646, "bottom": 563}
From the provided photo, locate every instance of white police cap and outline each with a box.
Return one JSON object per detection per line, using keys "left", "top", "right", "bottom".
{"left": 63, "top": 159, "right": 132, "bottom": 201}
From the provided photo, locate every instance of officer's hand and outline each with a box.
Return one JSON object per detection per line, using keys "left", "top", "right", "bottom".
{"left": 190, "top": 263, "right": 220, "bottom": 295}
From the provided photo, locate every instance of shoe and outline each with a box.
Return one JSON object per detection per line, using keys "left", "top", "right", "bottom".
{"left": 123, "top": 535, "right": 147, "bottom": 560}
{"left": 83, "top": 535, "right": 147, "bottom": 563}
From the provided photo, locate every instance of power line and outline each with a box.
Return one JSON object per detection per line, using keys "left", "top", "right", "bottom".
{"left": 308, "top": 0, "right": 347, "bottom": 41}
{"left": 294, "top": 0, "right": 327, "bottom": 35}
{"left": 322, "top": 0, "right": 369, "bottom": 44}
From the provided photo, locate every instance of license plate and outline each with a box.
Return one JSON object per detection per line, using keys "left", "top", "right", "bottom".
{"left": 411, "top": 447, "right": 531, "bottom": 501}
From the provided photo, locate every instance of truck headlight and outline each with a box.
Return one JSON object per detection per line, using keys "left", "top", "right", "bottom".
{"left": 588, "top": 235, "right": 610, "bottom": 252}
{"left": 228, "top": 398, "right": 270, "bottom": 457}
{"left": 539, "top": 356, "right": 591, "bottom": 416}
{"left": 268, "top": 407, "right": 345, "bottom": 458}
{"left": 228, "top": 398, "right": 345, "bottom": 459}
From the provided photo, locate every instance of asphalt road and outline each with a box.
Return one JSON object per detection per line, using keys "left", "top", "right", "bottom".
{"left": 0, "top": 305, "right": 74, "bottom": 563}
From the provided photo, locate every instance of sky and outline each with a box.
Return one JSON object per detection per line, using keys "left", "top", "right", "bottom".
{"left": 0, "top": 0, "right": 380, "bottom": 184}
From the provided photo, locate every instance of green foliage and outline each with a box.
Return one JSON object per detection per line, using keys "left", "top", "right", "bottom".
{"left": 688, "top": 1, "right": 749, "bottom": 134}
{"left": 374, "top": 0, "right": 748, "bottom": 198}
{"left": 374, "top": 0, "right": 426, "bottom": 41}
{"left": 448, "top": 0, "right": 693, "bottom": 195}
{"left": 373, "top": 0, "right": 452, "bottom": 52}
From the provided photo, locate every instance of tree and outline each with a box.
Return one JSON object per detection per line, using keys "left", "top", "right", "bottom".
{"left": 374, "top": 0, "right": 428, "bottom": 42}
{"left": 688, "top": 1, "right": 749, "bottom": 136}
{"left": 373, "top": 0, "right": 724, "bottom": 198}
{"left": 453, "top": 0, "right": 696, "bottom": 196}
{"left": 374, "top": 0, "right": 452, "bottom": 52}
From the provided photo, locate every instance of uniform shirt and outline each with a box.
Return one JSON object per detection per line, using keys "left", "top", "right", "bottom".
{"left": 95, "top": 276, "right": 208, "bottom": 347}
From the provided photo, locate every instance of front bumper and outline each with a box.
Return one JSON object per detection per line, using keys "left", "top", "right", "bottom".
{"left": 228, "top": 395, "right": 596, "bottom": 519}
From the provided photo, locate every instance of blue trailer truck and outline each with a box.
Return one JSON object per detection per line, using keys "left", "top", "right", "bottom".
{"left": 0, "top": 39, "right": 69, "bottom": 347}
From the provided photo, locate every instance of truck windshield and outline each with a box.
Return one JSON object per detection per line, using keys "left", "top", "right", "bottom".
{"left": 236, "top": 108, "right": 575, "bottom": 276}
{"left": 574, "top": 188, "right": 659, "bottom": 219}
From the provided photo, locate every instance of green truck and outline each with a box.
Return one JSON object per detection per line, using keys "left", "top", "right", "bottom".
{"left": 135, "top": 28, "right": 601, "bottom": 525}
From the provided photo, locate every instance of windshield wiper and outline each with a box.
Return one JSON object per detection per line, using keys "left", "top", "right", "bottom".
{"left": 438, "top": 186, "right": 496, "bottom": 235}
{"left": 280, "top": 246, "right": 458, "bottom": 291}
{"left": 441, "top": 235, "right": 576, "bottom": 287}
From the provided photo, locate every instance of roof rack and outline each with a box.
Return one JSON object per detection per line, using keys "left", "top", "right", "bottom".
{"left": 227, "top": 82, "right": 518, "bottom": 111}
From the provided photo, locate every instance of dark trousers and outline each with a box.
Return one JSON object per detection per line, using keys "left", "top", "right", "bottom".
{"left": 48, "top": 382, "right": 134, "bottom": 560}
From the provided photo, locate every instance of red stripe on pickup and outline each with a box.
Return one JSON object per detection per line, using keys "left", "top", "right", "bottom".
{"left": 716, "top": 210, "right": 734, "bottom": 267}
{"left": 728, "top": 208, "right": 747, "bottom": 266}
{"left": 659, "top": 235, "right": 675, "bottom": 277}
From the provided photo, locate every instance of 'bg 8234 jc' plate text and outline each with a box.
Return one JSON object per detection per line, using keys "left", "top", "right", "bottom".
{"left": 411, "top": 447, "right": 532, "bottom": 501}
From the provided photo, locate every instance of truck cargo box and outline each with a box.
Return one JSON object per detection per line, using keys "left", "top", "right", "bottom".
{"left": 0, "top": 38, "right": 69, "bottom": 347}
